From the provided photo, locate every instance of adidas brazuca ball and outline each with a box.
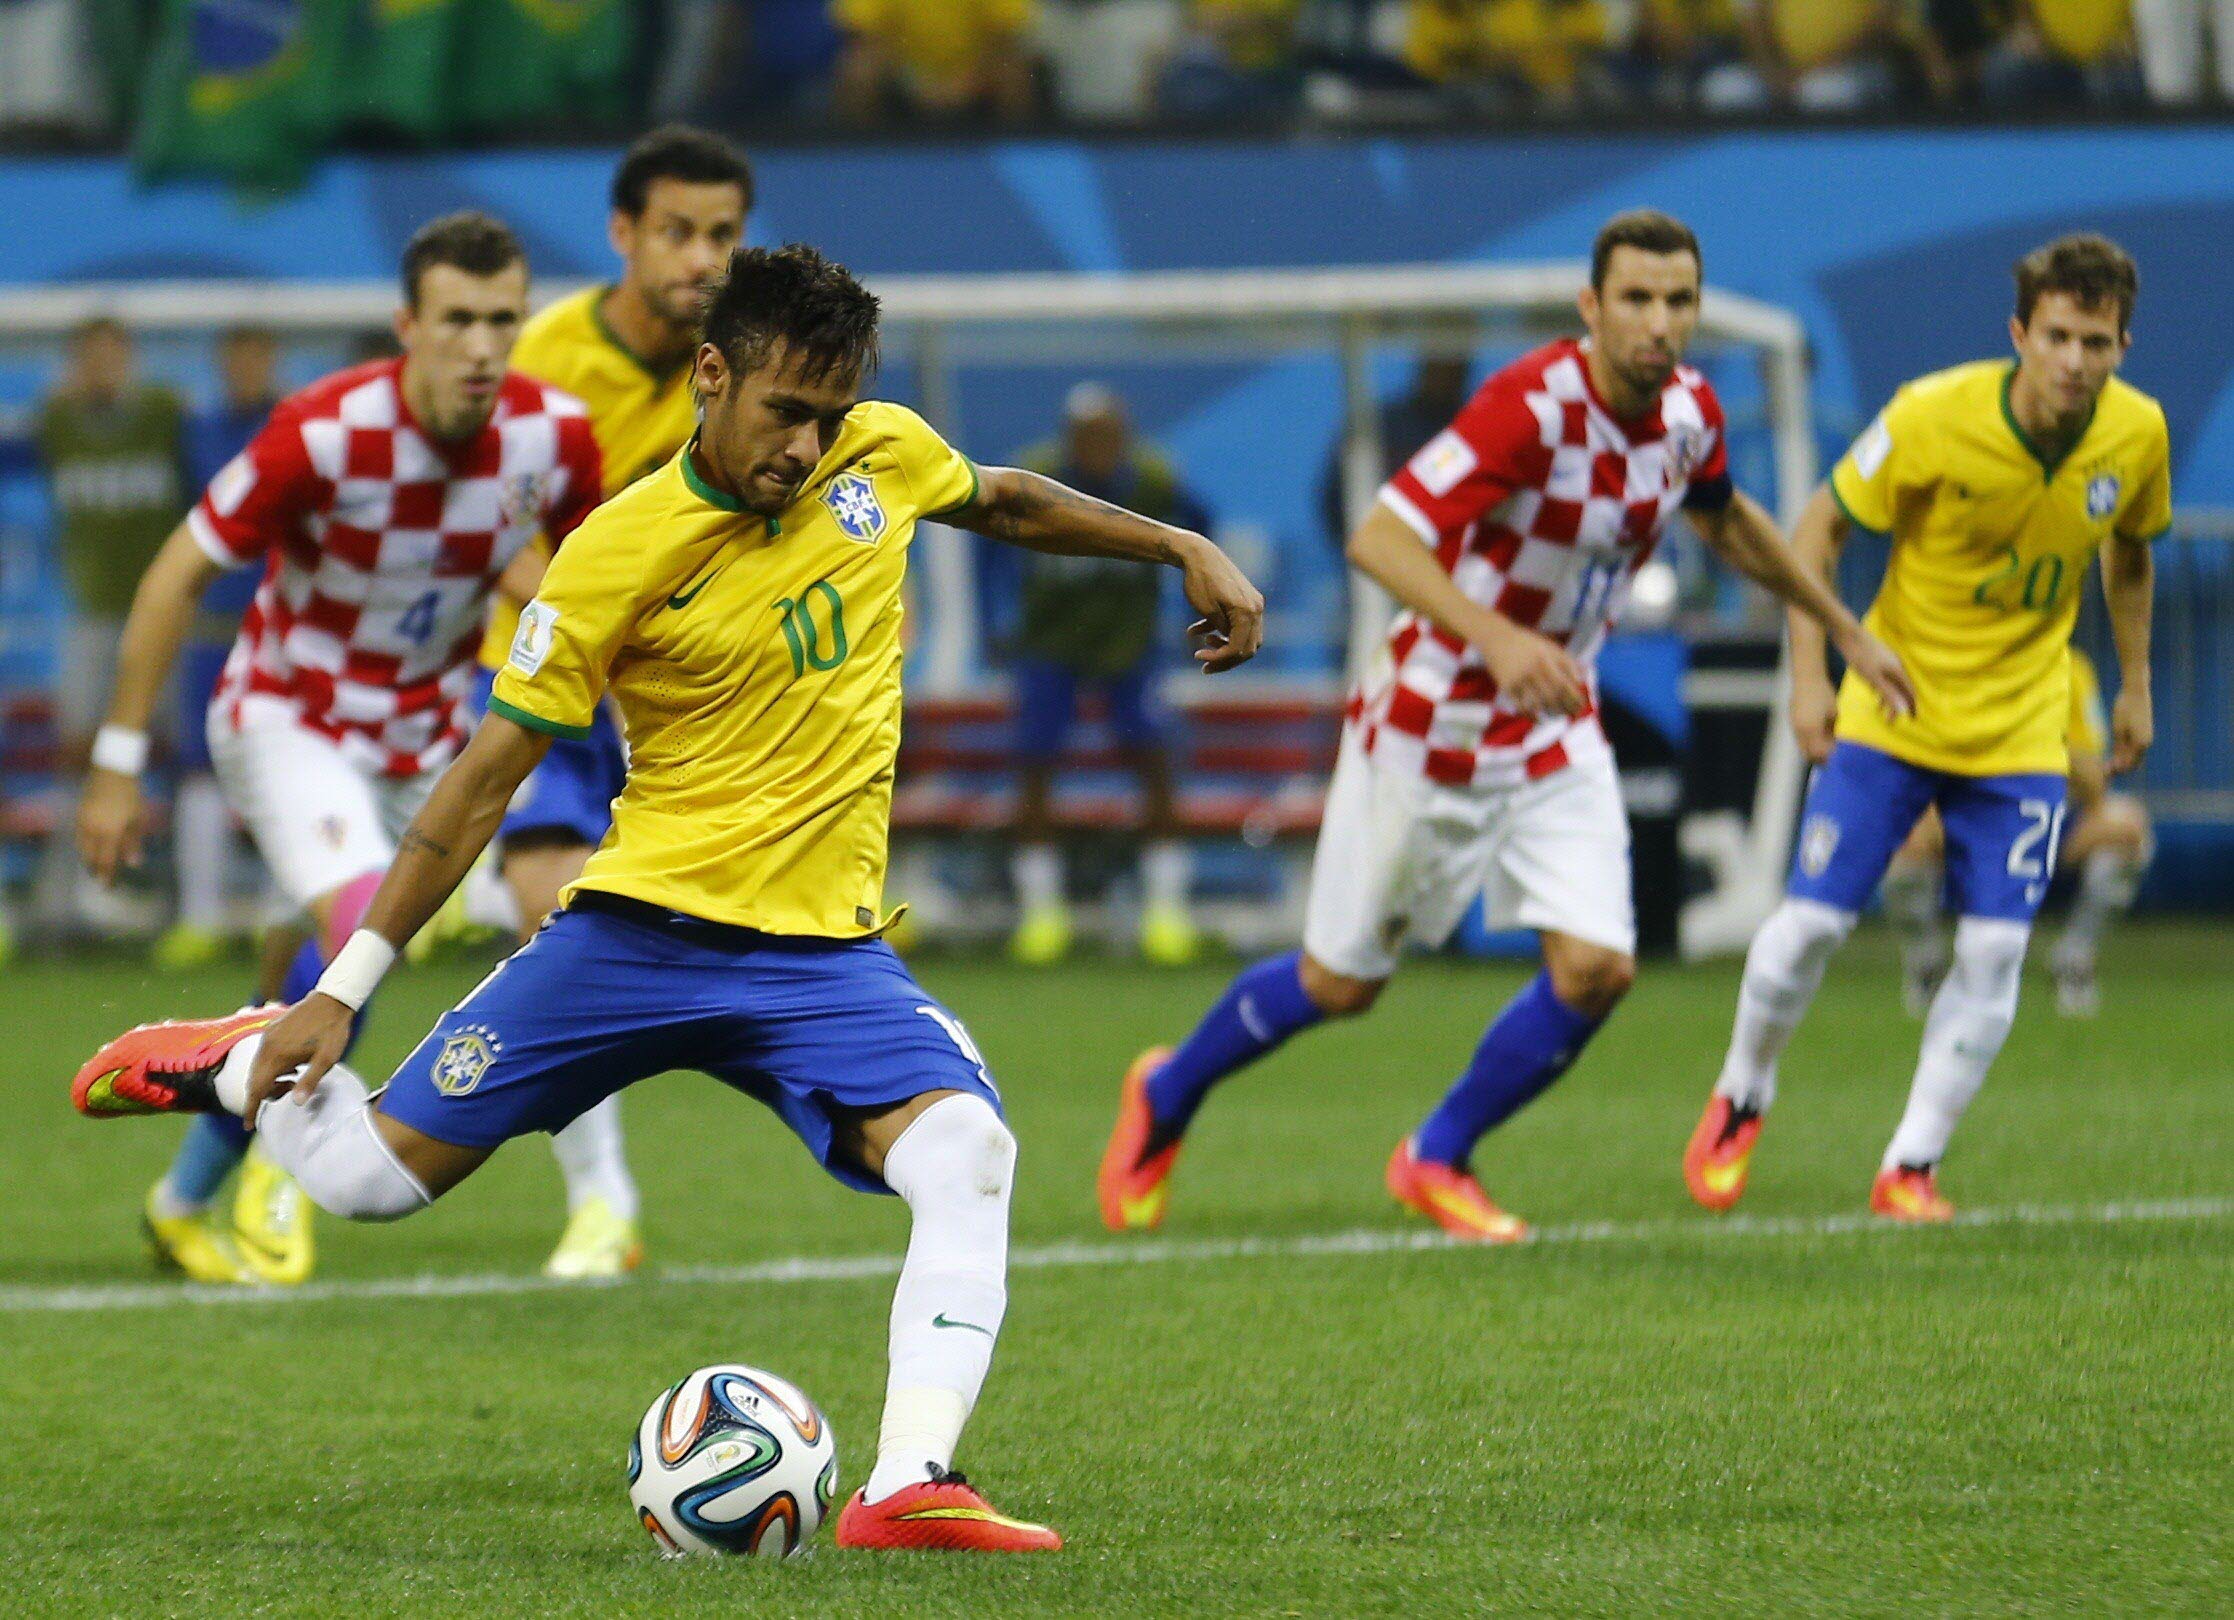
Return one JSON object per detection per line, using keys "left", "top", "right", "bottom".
{"left": 628, "top": 1364, "right": 839, "bottom": 1557}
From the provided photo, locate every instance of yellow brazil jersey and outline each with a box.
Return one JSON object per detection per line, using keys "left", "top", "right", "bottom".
{"left": 488, "top": 401, "right": 977, "bottom": 938}
{"left": 1828, "top": 360, "right": 2171, "bottom": 776}
{"left": 480, "top": 286, "right": 702, "bottom": 668}
{"left": 2066, "top": 646, "right": 2108, "bottom": 763}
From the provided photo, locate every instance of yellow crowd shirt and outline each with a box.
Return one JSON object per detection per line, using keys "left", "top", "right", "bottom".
{"left": 1828, "top": 360, "right": 2171, "bottom": 776}
{"left": 830, "top": 0, "right": 1036, "bottom": 98}
{"left": 489, "top": 402, "right": 978, "bottom": 938}
{"left": 480, "top": 286, "right": 702, "bottom": 668}
{"left": 2031, "top": 0, "right": 2130, "bottom": 64}
{"left": 1766, "top": 0, "right": 1879, "bottom": 71}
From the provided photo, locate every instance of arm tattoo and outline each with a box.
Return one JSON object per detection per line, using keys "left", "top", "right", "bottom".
{"left": 399, "top": 830, "right": 452, "bottom": 861}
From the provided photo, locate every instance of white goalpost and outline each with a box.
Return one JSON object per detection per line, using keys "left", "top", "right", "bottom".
{"left": 0, "top": 264, "right": 1818, "bottom": 955}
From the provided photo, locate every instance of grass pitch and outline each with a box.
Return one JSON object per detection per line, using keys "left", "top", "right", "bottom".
{"left": 4, "top": 923, "right": 2229, "bottom": 1616}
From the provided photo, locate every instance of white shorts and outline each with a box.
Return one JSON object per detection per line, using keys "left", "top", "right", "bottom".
{"left": 207, "top": 709, "right": 439, "bottom": 912}
{"left": 1301, "top": 728, "right": 1636, "bottom": 981}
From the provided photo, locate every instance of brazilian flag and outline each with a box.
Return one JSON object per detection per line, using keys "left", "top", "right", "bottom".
{"left": 353, "top": 0, "right": 470, "bottom": 140}
{"left": 454, "top": 0, "right": 637, "bottom": 134}
{"left": 132, "top": 0, "right": 344, "bottom": 189}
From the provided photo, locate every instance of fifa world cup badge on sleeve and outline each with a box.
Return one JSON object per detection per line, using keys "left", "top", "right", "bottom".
{"left": 509, "top": 599, "right": 558, "bottom": 676}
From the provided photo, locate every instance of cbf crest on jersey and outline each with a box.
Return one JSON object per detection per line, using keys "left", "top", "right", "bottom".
{"left": 824, "top": 471, "right": 886, "bottom": 543}
{"left": 432, "top": 1025, "right": 502, "bottom": 1097}
{"left": 2086, "top": 473, "right": 2122, "bottom": 521}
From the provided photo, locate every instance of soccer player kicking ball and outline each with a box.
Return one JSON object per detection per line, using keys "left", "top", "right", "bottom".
{"left": 1686, "top": 234, "right": 2168, "bottom": 1222}
{"left": 72, "top": 245, "right": 1264, "bottom": 1551}
{"left": 75, "top": 214, "right": 602, "bottom": 1285}
{"left": 1099, "top": 210, "right": 1913, "bottom": 1242}
{"left": 463, "top": 126, "right": 755, "bottom": 1280}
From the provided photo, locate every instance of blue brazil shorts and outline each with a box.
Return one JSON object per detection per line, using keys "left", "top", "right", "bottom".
{"left": 1013, "top": 656, "right": 1167, "bottom": 760}
{"left": 469, "top": 668, "right": 627, "bottom": 848}
{"left": 377, "top": 894, "right": 1003, "bottom": 1193}
{"left": 1787, "top": 740, "right": 2069, "bottom": 923}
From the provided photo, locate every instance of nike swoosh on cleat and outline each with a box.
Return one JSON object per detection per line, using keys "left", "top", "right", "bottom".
{"left": 898, "top": 1506, "right": 1042, "bottom": 1532}
{"left": 1699, "top": 1157, "right": 1748, "bottom": 1196}
{"left": 1118, "top": 1188, "right": 1166, "bottom": 1226}
{"left": 932, "top": 1312, "right": 994, "bottom": 1338}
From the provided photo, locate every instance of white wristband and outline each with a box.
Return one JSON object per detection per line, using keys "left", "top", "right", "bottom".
{"left": 315, "top": 929, "right": 397, "bottom": 1012}
{"left": 91, "top": 724, "right": 149, "bottom": 776}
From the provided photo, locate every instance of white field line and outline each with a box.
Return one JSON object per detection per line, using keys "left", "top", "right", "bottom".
{"left": 2, "top": 1195, "right": 2227, "bottom": 1316}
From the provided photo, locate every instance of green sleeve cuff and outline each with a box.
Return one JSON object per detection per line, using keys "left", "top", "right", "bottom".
{"left": 488, "top": 694, "right": 593, "bottom": 741}
{"left": 1827, "top": 475, "right": 1885, "bottom": 536}
{"left": 927, "top": 458, "right": 980, "bottom": 519}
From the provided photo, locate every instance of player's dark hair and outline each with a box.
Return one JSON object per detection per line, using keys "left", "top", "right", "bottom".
{"left": 1591, "top": 210, "right": 1701, "bottom": 289}
{"left": 2015, "top": 234, "right": 2138, "bottom": 332}
{"left": 611, "top": 125, "right": 755, "bottom": 218}
{"left": 399, "top": 212, "right": 525, "bottom": 309}
{"left": 702, "top": 244, "right": 880, "bottom": 385}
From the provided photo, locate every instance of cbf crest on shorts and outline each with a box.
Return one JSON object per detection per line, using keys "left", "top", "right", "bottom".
{"left": 1800, "top": 813, "right": 1841, "bottom": 878}
{"left": 432, "top": 1025, "right": 502, "bottom": 1097}
{"left": 2086, "top": 473, "right": 2122, "bottom": 521}
{"left": 824, "top": 471, "right": 886, "bottom": 543}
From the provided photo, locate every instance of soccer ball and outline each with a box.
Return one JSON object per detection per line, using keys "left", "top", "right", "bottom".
{"left": 628, "top": 1364, "right": 839, "bottom": 1557}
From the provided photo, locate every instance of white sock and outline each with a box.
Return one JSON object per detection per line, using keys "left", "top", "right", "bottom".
{"left": 1011, "top": 844, "right": 1063, "bottom": 915}
{"left": 1884, "top": 916, "right": 2030, "bottom": 1169}
{"left": 1879, "top": 857, "right": 1947, "bottom": 977}
{"left": 861, "top": 1093, "right": 1015, "bottom": 1504}
{"left": 1714, "top": 897, "right": 1855, "bottom": 1113}
{"left": 461, "top": 854, "right": 524, "bottom": 935}
{"left": 1140, "top": 839, "right": 1191, "bottom": 913}
{"left": 549, "top": 1096, "right": 639, "bottom": 1219}
{"left": 174, "top": 776, "right": 233, "bottom": 932}
{"left": 2056, "top": 845, "right": 2145, "bottom": 966}
{"left": 217, "top": 1034, "right": 430, "bottom": 1221}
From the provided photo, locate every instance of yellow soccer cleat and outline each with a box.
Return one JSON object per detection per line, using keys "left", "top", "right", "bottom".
{"left": 1138, "top": 903, "right": 1201, "bottom": 968}
{"left": 151, "top": 922, "right": 229, "bottom": 972}
{"left": 232, "top": 1144, "right": 315, "bottom": 1286}
{"left": 1008, "top": 905, "right": 1072, "bottom": 967}
{"left": 544, "top": 1197, "right": 645, "bottom": 1281}
{"left": 143, "top": 1188, "right": 255, "bottom": 1285}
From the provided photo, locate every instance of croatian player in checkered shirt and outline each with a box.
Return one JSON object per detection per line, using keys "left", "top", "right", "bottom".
{"left": 76, "top": 213, "right": 600, "bottom": 1285}
{"left": 1100, "top": 211, "right": 1916, "bottom": 1242}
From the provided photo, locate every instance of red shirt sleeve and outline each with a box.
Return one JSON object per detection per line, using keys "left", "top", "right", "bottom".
{"left": 186, "top": 399, "right": 322, "bottom": 568}
{"left": 541, "top": 412, "right": 604, "bottom": 546}
{"left": 1680, "top": 377, "right": 1733, "bottom": 513}
{"left": 1379, "top": 373, "right": 1552, "bottom": 547}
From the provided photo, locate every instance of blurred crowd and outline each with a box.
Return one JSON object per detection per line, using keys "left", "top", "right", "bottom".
{"left": 0, "top": 0, "right": 2227, "bottom": 148}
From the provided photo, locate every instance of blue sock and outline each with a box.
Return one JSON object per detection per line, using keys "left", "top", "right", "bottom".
{"left": 280, "top": 936, "right": 322, "bottom": 1003}
{"left": 1413, "top": 971, "right": 1604, "bottom": 1169}
{"left": 162, "top": 1113, "right": 252, "bottom": 1209}
{"left": 1145, "top": 951, "right": 1323, "bottom": 1134}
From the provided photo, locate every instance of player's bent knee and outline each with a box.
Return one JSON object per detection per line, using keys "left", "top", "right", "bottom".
{"left": 1298, "top": 955, "right": 1385, "bottom": 1018}
{"left": 882, "top": 1093, "right": 1014, "bottom": 1206}
{"left": 1546, "top": 943, "right": 1635, "bottom": 1017}
{"left": 366, "top": 1109, "right": 490, "bottom": 1204}
{"left": 1949, "top": 917, "right": 2029, "bottom": 1007}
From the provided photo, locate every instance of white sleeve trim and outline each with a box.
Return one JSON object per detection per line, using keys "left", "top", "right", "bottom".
{"left": 1377, "top": 486, "right": 1439, "bottom": 546}
{"left": 186, "top": 506, "right": 251, "bottom": 569}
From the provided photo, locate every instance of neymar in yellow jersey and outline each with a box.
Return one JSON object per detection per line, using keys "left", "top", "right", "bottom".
{"left": 1687, "top": 234, "right": 2167, "bottom": 1220}
{"left": 470, "top": 128, "right": 751, "bottom": 1281}
{"left": 72, "top": 246, "right": 1264, "bottom": 1552}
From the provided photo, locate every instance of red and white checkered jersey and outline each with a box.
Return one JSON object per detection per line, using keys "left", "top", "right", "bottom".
{"left": 189, "top": 360, "right": 601, "bottom": 777}
{"left": 1354, "top": 338, "right": 1731, "bottom": 789}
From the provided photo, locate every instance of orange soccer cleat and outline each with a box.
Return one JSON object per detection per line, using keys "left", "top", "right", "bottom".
{"left": 1683, "top": 1094, "right": 1764, "bottom": 1212}
{"left": 834, "top": 1469, "right": 1062, "bottom": 1553}
{"left": 1097, "top": 1045, "right": 1181, "bottom": 1232}
{"left": 71, "top": 1006, "right": 281, "bottom": 1120}
{"left": 1385, "top": 1138, "right": 1529, "bottom": 1243}
{"left": 1870, "top": 1164, "right": 1955, "bottom": 1223}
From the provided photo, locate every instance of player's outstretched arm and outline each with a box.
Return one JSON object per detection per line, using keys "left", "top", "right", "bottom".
{"left": 2100, "top": 530, "right": 2154, "bottom": 773}
{"left": 77, "top": 521, "right": 223, "bottom": 882}
{"left": 951, "top": 465, "right": 1265, "bottom": 671}
{"left": 1346, "top": 500, "right": 1587, "bottom": 717}
{"left": 242, "top": 715, "right": 551, "bottom": 1123}
{"left": 1692, "top": 488, "right": 1915, "bottom": 743}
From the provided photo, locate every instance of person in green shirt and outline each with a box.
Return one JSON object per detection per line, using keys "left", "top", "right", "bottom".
{"left": 1005, "top": 384, "right": 1211, "bottom": 969}
{"left": 33, "top": 315, "right": 189, "bottom": 932}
